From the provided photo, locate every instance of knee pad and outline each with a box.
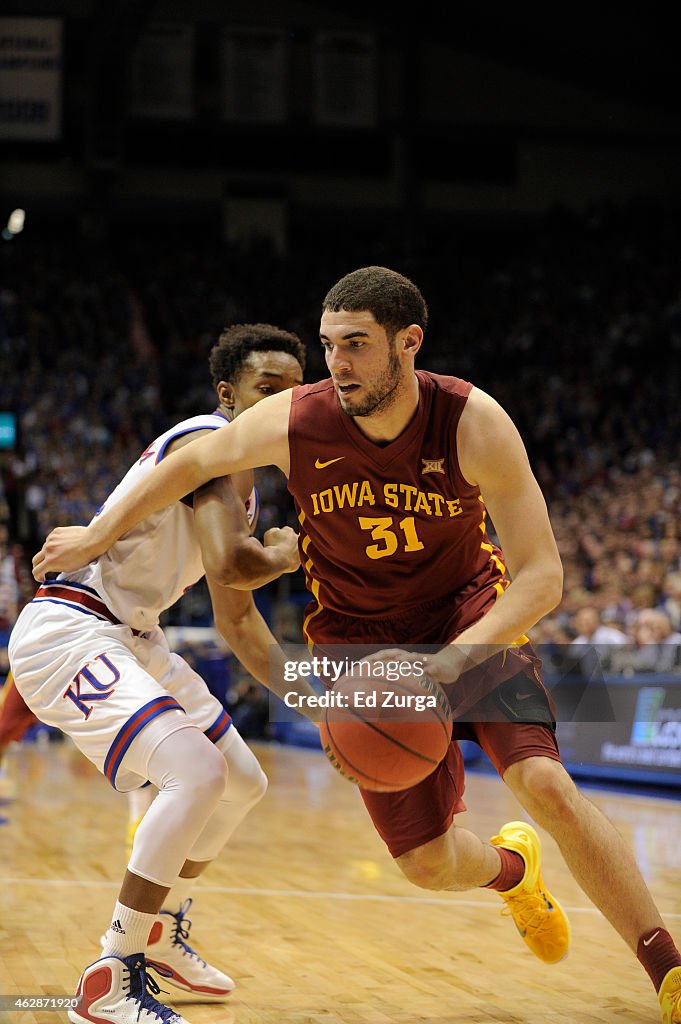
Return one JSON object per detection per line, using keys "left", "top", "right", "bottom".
{"left": 217, "top": 726, "right": 268, "bottom": 808}
{"left": 184, "top": 728, "right": 269, "bottom": 864}
{"left": 126, "top": 725, "right": 228, "bottom": 887}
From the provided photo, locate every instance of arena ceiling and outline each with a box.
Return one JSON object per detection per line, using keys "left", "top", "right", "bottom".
{"left": 310, "top": 2, "right": 680, "bottom": 116}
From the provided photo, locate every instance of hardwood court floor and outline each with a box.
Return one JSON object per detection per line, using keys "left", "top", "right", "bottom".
{"left": 1, "top": 737, "right": 680, "bottom": 1024}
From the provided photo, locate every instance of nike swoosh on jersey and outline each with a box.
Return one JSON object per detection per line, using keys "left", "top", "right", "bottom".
{"left": 314, "top": 457, "right": 346, "bottom": 469}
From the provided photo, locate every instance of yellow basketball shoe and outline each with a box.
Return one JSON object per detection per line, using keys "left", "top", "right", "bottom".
{"left": 659, "top": 966, "right": 681, "bottom": 1023}
{"left": 490, "top": 820, "right": 571, "bottom": 964}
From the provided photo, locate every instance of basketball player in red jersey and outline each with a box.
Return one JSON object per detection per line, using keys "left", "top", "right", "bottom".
{"left": 32, "top": 268, "right": 681, "bottom": 1023}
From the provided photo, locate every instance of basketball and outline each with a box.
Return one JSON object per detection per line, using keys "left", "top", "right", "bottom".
{"left": 319, "top": 666, "right": 453, "bottom": 792}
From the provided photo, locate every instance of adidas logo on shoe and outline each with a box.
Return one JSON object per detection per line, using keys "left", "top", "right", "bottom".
{"left": 110, "top": 920, "right": 126, "bottom": 934}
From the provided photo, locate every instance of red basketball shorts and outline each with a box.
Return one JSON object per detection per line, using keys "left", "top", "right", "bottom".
{"left": 308, "top": 592, "right": 561, "bottom": 859}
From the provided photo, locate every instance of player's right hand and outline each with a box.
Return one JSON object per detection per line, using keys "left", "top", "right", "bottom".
{"left": 263, "top": 525, "right": 300, "bottom": 574}
{"left": 32, "top": 525, "right": 102, "bottom": 582}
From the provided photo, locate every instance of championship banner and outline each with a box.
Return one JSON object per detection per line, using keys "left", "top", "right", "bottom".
{"left": 0, "top": 17, "right": 62, "bottom": 141}
{"left": 220, "top": 28, "right": 288, "bottom": 124}
{"left": 313, "top": 31, "right": 376, "bottom": 128}
{"left": 130, "top": 23, "right": 195, "bottom": 119}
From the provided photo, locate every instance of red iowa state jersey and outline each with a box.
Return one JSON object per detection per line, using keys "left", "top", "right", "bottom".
{"left": 287, "top": 370, "right": 509, "bottom": 628}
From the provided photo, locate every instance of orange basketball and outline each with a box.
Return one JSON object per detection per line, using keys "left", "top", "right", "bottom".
{"left": 319, "top": 668, "right": 453, "bottom": 792}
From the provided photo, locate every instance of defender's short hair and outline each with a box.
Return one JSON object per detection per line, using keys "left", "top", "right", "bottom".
{"left": 209, "top": 323, "right": 306, "bottom": 386}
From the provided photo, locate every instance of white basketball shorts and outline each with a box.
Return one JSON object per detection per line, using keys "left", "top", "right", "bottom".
{"left": 8, "top": 596, "right": 233, "bottom": 792}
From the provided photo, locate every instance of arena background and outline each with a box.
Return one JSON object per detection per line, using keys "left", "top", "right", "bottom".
{"left": 2, "top": 0, "right": 681, "bottom": 787}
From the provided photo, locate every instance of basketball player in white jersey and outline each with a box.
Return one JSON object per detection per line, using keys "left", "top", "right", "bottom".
{"left": 9, "top": 323, "right": 320, "bottom": 1024}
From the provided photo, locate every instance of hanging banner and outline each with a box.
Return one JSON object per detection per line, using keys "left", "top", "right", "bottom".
{"left": 130, "top": 23, "right": 195, "bottom": 119}
{"left": 220, "top": 28, "right": 288, "bottom": 124}
{"left": 0, "top": 17, "right": 62, "bottom": 141}
{"left": 313, "top": 31, "right": 376, "bottom": 128}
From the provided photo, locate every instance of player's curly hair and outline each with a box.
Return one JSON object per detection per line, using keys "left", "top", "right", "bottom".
{"left": 209, "top": 323, "right": 307, "bottom": 387}
{"left": 322, "top": 266, "right": 428, "bottom": 337}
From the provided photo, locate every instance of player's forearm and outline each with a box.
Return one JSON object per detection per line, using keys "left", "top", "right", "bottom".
{"left": 33, "top": 448, "right": 221, "bottom": 579}
{"left": 100, "top": 457, "right": 208, "bottom": 546}
{"left": 447, "top": 565, "right": 563, "bottom": 671}
{"left": 215, "top": 606, "right": 321, "bottom": 722}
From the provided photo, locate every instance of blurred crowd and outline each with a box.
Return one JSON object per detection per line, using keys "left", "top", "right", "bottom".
{"left": 1, "top": 198, "right": 681, "bottom": 686}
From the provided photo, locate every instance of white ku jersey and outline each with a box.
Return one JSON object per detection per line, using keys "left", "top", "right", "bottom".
{"left": 61, "top": 412, "right": 258, "bottom": 631}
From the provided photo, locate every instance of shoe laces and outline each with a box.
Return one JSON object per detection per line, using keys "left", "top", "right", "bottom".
{"left": 124, "top": 957, "right": 180, "bottom": 1023}
{"left": 167, "top": 899, "right": 206, "bottom": 968}
{"left": 501, "top": 889, "right": 555, "bottom": 937}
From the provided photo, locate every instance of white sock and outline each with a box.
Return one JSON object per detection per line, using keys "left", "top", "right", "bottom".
{"left": 102, "top": 901, "right": 157, "bottom": 959}
{"left": 162, "top": 876, "right": 198, "bottom": 915}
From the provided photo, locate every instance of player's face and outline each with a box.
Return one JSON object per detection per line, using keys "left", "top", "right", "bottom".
{"left": 230, "top": 351, "right": 304, "bottom": 416}
{"left": 320, "top": 310, "right": 406, "bottom": 418}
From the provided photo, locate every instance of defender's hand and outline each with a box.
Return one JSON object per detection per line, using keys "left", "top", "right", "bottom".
{"left": 32, "top": 525, "right": 103, "bottom": 582}
{"left": 263, "top": 526, "right": 300, "bottom": 574}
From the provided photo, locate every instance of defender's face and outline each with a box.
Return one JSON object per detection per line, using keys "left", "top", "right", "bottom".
{"left": 320, "top": 310, "right": 404, "bottom": 417}
{"left": 230, "top": 351, "right": 304, "bottom": 415}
